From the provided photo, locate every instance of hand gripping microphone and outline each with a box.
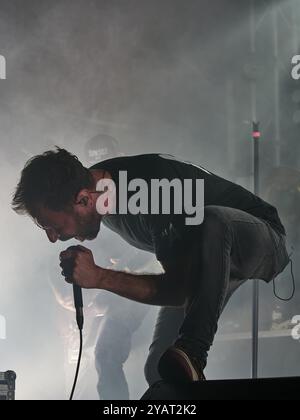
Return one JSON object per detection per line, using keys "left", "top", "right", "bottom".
{"left": 65, "top": 246, "right": 84, "bottom": 330}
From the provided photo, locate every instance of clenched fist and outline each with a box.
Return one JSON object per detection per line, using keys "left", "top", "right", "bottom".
{"left": 59, "top": 245, "right": 103, "bottom": 289}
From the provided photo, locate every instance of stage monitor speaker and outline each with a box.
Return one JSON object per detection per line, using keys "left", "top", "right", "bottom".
{"left": 0, "top": 371, "right": 16, "bottom": 401}
{"left": 141, "top": 377, "right": 300, "bottom": 400}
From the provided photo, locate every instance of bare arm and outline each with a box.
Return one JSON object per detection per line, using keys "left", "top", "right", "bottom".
{"left": 60, "top": 246, "right": 188, "bottom": 307}
{"left": 98, "top": 267, "right": 186, "bottom": 307}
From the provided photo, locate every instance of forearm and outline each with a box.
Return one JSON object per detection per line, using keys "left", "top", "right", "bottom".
{"left": 97, "top": 267, "right": 185, "bottom": 307}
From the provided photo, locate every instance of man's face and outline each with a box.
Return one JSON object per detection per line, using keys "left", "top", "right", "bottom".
{"left": 35, "top": 203, "right": 101, "bottom": 243}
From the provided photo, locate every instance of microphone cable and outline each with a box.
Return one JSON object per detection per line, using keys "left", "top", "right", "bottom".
{"left": 69, "top": 283, "right": 84, "bottom": 401}
{"left": 69, "top": 327, "right": 83, "bottom": 401}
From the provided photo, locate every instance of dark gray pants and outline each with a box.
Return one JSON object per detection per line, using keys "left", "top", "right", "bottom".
{"left": 144, "top": 205, "right": 290, "bottom": 385}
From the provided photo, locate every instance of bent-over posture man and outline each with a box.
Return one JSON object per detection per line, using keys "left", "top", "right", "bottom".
{"left": 12, "top": 149, "right": 290, "bottom": 384}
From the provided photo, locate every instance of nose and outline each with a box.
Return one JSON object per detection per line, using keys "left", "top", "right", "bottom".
{"left": 46, "top": 228, "right": 59, "bottom": 243}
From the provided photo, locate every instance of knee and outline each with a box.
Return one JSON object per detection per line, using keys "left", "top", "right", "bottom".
{"left": 94, "top": 344, "right": 112, "bottom": 372}
{"left": 95, "top": 341, "right": 130, "bottom": 369}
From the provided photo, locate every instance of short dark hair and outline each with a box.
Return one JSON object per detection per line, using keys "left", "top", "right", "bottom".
{"left": 12, "top": 147, "right": 93, "bottom": 217}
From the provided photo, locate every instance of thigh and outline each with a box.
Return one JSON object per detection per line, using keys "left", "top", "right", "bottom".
{"left": 218, "top": 206, "right": 285, "bottom": 282}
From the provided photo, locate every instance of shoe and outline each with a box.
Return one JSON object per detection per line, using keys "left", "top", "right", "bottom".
{"left": 158, "top": 344, "right": 206, "bottom": 384}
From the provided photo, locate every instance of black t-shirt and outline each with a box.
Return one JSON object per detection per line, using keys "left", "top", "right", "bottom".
{"left": 91, "top": 154, "right": 285, "bottom": 263}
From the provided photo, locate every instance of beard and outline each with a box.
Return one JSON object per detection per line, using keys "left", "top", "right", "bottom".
{"left": 74, "top": 211, "right": 101, "bottom": 241}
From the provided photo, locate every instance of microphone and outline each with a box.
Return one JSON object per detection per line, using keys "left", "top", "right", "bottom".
{"left": 64, "top": 246, "right": 84, "bottom": 330}
{"left": 73, "top": 284, "right": 84, "bottom": 330}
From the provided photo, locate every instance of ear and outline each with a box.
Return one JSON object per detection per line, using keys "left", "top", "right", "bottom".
{"left": 74, "top": 189, "right": 92, "bottom": 208}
